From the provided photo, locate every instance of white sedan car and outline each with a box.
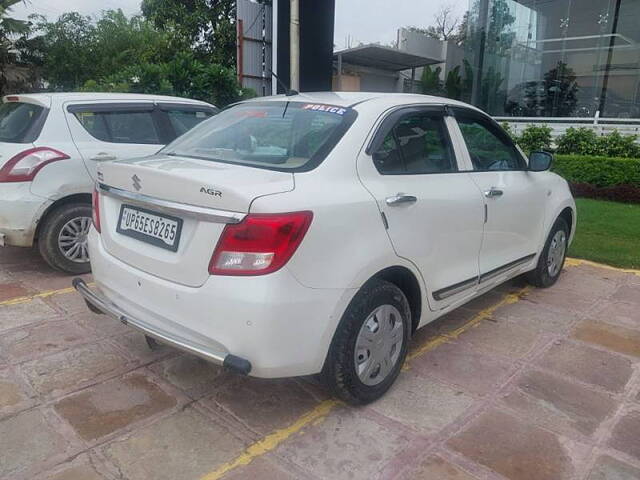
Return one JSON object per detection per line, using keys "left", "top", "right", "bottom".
{"left": 74, "top": 92, "right": 576, "bottom": 404}
{"left": 0, "top": 93, "right": 217, "bottom": 273}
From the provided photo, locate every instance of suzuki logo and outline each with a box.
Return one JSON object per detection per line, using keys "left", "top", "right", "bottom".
{"left": 132, "top": 174, "right": 142, "bottom": 191}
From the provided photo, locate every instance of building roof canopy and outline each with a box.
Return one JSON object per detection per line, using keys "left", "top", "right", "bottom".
{"left": 334, "top": 44, "right": 443, "bottom": 71}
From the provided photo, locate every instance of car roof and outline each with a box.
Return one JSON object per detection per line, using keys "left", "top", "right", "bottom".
{"left": 241, "top": 91, "right": 485, "bottom": 113}
{"left": 2, "top": 92, "right": 215, "bottom": 108}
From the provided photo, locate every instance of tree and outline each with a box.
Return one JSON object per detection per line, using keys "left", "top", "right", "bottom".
{"left": 26, "top": 10, "right": 184, "bottom": 91}
{"left": 141, "top": 0, "right": 236, "bottom": 68}
{"left": 444, "top": 65, "right": 462, "bottom": 99}
{"left": 29, "top": 12, "right": 97, "bottom": 90}
{"left": 542, "top": 61, "right": 579, "bottom": 117}
{"left": 0, "top": 0, "right": 30, "bottom": 95}
{"left": 409, "top": 4, "right": 461, "bottom": 43}
{"left": 485, "top": 0, "right": 516, "bottom": 55}
{"left": 420, "top": 65, "right": 442, "bottom": 95}
{"left": 0, "top": 0, "right": 28, "bottom": 36}
{"left": 84, "top": 51, "right": 254, "bottom": 107}
{"left": 454, "top": 11, "right": 470, "bottom": 47}
{"left": 12, "top": 8, "right": 251, "bottom": 106}
{"left": 464, "top": 0, "right": 515, "bottom": 55}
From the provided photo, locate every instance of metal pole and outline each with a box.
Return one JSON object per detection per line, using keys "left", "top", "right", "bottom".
{"left": 471, "top": 0, "right": 489, "bottom": 107}
{"left": 272, "top": 0, "right": 278, "bottom": 94}
{"left": 337, "top": 53, "right": 343, "bottom": 90}
{"left": 261, "top": 4, "right": 267, "bottom": 96}
{"left": 599, "top": 0, "right": 622, "bottom": 116}
{"left": 290, "top": 0, "right": 300, "bottom": 91}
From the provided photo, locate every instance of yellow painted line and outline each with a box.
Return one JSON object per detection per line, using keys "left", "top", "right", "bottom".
{"left": 201, "top": 287, "right": 531, "bottom": 479}
{"left": 404, "top": 286, "right": 531, "bottom": 366}
{"left": 0, "top": 283, "right": 94, "bottom": 307}
{"left": 200, "top": 399, "right": 340, "bottom": 480}
{"left": 565, "top": 257, "right": 640, "bottom": 276}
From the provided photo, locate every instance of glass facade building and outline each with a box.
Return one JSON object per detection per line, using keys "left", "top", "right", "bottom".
{"left": 465, "top": 0, "right": 640, "bottom": 118}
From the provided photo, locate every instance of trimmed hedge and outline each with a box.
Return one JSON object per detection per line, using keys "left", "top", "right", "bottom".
{"left": 553, "top": 154, "right": 640, "bottom": 188}
{"left": 555, "top": 127, "right": 640, "bottom": 158}
{"left": 569, "top": 183, "right": 640, "bottom": 203}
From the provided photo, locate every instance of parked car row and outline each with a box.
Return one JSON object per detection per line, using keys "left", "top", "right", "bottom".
{"left": 1, "top": 91, "right": 575, "bottom": 402}
{"left": 0, "top": 93, "right": 217, "bottom": 272}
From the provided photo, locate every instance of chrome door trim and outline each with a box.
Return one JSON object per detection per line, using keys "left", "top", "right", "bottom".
{"left": 432, "top": 252, "right": 536, "bottom": 301}
{"left": 479, "top": 253, "right": 536, "bottom": 284}
{"left": 98, "top": 183, "right": 245, "bottom": 224}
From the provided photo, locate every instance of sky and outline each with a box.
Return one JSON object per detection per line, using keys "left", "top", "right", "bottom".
{"left": 334, "top": 0, "right": 467, "bottom": 50}
{"left": 10, "top": 0, "right": 141, "bottom": 21}
{"left": 10, "top": 0, "right": 468, "bottom": 49}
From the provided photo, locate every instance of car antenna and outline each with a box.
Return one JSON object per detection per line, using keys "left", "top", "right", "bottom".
{"left": 269, "top": 70, "right": 299, "bottom": 96}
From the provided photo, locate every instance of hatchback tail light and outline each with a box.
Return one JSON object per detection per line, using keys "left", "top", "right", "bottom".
{"left": 0, "top": 147, "right": 70, "bottom": 183}
{"left": 92, "top": 186, "right": 101, "bottom": 233}
{"left": 209, "top": 211, "right": 313, "bottom": 276}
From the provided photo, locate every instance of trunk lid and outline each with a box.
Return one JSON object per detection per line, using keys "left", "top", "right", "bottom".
{"left": 97, "top": 154, "right": 294, "bottom": 287}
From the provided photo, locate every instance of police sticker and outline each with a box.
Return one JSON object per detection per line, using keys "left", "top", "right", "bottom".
{"left": 302, "top": 104, "right": 348, "bottom": 115}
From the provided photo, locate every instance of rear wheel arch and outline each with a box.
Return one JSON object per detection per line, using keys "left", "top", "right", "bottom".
{"left": 369, "top": 266, "right": 422, "bottom": 333}
{"left": 34, "top": 193, "right": 92, "bottom": 241}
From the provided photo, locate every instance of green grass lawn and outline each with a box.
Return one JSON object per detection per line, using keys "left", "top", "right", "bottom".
{"left": 568, "top": 198, "right": 640, "bottom": 269}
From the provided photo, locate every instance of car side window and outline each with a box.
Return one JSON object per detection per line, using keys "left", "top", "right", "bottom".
{"left": 74, "top": 112, "right": 110, "bottom": 142}
{"left": 456, "top": 116, "right": 523, "bottom": 171}
{"left": 373, "top": 114, "right": 455, "bottom": 175}
{"left": 102, "top": 111, "right": 160, "bottom": 144}
{"left": 73, "top": 110, "right": 160, "bottom": 144}
{"left": 373, "top": 131, "right": 404, "bottom": 174}
{"left": 166, "top": 109, "right": 214, "bottom": 137}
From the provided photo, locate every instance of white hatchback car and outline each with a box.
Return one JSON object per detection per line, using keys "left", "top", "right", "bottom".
{"left": 74, "top": 92, "right": 576, "bottom": 404}
{"left": 0, "top": 93, "right": 217, "bottom": 273}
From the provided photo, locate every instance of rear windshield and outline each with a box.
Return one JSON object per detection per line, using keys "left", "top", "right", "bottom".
{"left": 0, "top": 102, "right": 46, "bottom": 143}
{"left": 162, "top": 101, "right": 357, "bottom": 172}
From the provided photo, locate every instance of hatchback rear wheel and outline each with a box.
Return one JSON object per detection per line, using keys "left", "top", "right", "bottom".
{"left": 38, "top": 203, "right": 92, "bottom": 274}
{"left": 322, "top": 279, "right": 411, "bottom": 405}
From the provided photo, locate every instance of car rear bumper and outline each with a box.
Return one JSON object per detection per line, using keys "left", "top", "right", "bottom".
{"left": 85, "top": 229, "right": 356, "bottom": 378}
{"left": 73, "top": 277, "right": 252, "bottom": 374}
{"left": 0, "top": 183, "right": 50, "bottom": 247}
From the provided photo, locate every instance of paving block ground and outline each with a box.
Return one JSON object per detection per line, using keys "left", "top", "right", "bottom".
{"left": 0, "top": 247, "right": 639, "bottom": 480}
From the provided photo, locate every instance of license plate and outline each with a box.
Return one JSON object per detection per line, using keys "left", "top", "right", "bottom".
{"left": 116, "top": 205, "right": 183, "bottom": 252}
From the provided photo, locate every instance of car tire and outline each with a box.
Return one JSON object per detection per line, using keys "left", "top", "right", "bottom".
{"left": 526, "top": 217, "right": 569, "bottom": 288}
{"left": 321, "top": 279, "right": 411, "bottom": 405}
{"left": 38, "top": 203, "right": 92, "bottom": 275}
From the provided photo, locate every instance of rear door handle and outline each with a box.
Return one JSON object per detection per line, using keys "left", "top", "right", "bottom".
{"left": 484, "top": 187, "right": 503, "bottom": 198}
{"left": 90, "top": 153, "right": 117, "bottom": 162}
{"left": 385, "top": 193, "right": 417, "bottom": 206}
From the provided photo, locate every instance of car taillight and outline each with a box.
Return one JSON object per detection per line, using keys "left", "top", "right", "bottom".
{"left": 209, "top": 211, "right": 313, "bottom": 276}
{"left": 92, "top": 187, "right": 101, "bottom": 233}
{"left": 0, "top": 147, "right": 70, "bottom": 182}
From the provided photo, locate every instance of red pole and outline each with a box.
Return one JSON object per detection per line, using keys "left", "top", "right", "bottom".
{"left": 237, "top": 19, "right": 244, "bottom": 87}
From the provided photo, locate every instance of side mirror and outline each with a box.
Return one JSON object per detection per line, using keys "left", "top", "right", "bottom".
{"left": 529, "top": 151, "right": 553, "bottom": 171}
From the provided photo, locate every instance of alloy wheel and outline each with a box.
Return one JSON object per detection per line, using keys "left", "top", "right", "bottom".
{"left": 58, "top": 216, "right": 91, "bottom": 263}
